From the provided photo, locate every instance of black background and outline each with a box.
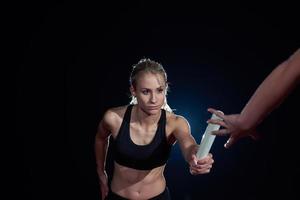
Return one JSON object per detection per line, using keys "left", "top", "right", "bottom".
{"left": 18, "top": 1, "right": 300, "bottom": 200}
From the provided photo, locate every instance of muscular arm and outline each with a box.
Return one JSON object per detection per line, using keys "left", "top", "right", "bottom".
{"left": 95, "top": 109, "right": 118, "bottom": 199}
{"left": 95, "top": 113, "right": 111, "bottom": 176}
{"left": 240, "top": 48, "right": 300, "bottom": 130}
{"left": 208, "top": 48, "right": 300, "bottom": 148}
{"left": 172, "top": 115, "right": 214, "bottom": 175}
{"left": 172, "top": 116, "right": 197, "bottom": 162}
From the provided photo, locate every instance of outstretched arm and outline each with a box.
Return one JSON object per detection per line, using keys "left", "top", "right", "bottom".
{"left": 239, "top": 48, "right": 300, "bottom": 129}
{"left": 208, "top": 48, "right": 300, "bottom": 148}
{"left": 172, "top": 115, "right": 214, "bottom": 175}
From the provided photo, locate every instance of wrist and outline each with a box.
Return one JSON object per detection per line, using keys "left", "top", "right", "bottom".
{"left": 238, "top": 114, "right": 255, "bottom": 132}
{"left": 187, "top": 144, "right": 198, "bottom": 160}
{"left": 238, "top": 114, "right": 261, "bottom": 140}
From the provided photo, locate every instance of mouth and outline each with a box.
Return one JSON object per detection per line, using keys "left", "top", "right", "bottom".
{"left": 147, "top": 106, "right": 160, "bottom": 110}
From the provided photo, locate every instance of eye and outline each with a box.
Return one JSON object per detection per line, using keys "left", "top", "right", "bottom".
{"left": 142, "top": 90, "right": 149, "bottom": 95}
{"left": 157, "top": 88, "right": 164, "bottom": 93}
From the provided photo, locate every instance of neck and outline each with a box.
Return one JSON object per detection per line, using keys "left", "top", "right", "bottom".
{"left": 133, "top": 105, "right": 161, "bottom": 126}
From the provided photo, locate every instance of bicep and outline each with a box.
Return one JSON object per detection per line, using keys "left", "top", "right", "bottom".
{"left": 172, "top": 116, "right": 196, "bottom": 149}
{"left": 96, "top": 111, "right": 115, "bottom": 139}
{"left": 96, "top": 120, "right": 111, "bottom": 139}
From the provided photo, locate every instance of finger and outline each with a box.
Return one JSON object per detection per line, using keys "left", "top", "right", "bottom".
{"left": 196, "top": 156, "right": 214, "bottom": 165}
{"left": 201, "top": 169, "right": 211, "bottom": 174}
{"left": 207, "top": 108, "right": 218, "bottom": 114}
{"left": 211, "top": 129, "right": 230, "bottom": 136}
{"left": 197, "top": 154, "right": 211, "bottom": 161}
{"left": 189, "top": 155, "right": 198, "bottom": 166}
{"left": 207, "top": 119, "right": 227, "bottom": 128}
{"left": 196, "top": 158, "right": 214, "bottom": 166}
{"left": 207, "top": 108, "right": 225, "bottom": 119}
{"left": 192, "top": 155, "right": 198, "bottom": 166}
{"left": 189, "top": 168, "right": 196, "bottom": 175}
{"left": 190, "top": 167, "right": 211, "bottom": 174}
{"left": 190, "top": 163, "right": 213, "bottom": 171}
{"left": 224, "top": 137, "right": 236, "bottom": 148}
{"left": 191, "top": 163, "right": 208, "bottom": 169}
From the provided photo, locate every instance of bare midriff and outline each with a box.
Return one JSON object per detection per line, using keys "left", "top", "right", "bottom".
{"left": 111, "top": 162, "right": 166, "bottom": 200}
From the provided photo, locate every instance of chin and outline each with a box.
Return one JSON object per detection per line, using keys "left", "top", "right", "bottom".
{"left": 146, "top": 108, "right": 161, "bottom": 115}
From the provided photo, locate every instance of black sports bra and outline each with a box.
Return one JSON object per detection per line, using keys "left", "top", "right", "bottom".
{"left": 112, "top": 105, "right": 172, "bottom": 170}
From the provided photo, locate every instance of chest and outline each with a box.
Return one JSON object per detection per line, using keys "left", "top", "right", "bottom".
{"left": 129, "top": 123, "right": 160, "bottom": 145}
{"left": 112, "top": 121, "right": 174, "bottom": 144}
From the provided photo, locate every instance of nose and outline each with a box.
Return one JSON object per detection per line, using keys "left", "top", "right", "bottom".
{"left": 150, "top": 93, "right": 157, "bottom": 103}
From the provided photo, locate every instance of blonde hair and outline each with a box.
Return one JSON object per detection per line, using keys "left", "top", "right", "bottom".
{"left": 129, "top": 58, "right": 173, "bottom": 113}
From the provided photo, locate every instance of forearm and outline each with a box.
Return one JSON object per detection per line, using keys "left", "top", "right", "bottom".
{"left": 181, "top": 140, "right": 198, "bottom": 163}
{"left": 95, "top": 136, "right": 109, "bottom": 176}
{"left": 240, "top": 58, "right": 299, "bottom": 129}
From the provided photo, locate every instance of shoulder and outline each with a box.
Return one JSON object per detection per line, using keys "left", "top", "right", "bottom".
{"left": 166, "top": 111, "right": 191, "bottom": 132}
{"left": 102, "top": 105, "right": 128, "bottom": 128}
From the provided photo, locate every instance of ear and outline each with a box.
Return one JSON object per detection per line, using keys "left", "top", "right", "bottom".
{"left": 130, "top": 85, "right": 136, "bottom": 97}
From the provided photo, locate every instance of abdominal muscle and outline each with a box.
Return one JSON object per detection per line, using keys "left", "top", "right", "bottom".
{"left": 111, "top": 162, "right": 166, "bottom": 200}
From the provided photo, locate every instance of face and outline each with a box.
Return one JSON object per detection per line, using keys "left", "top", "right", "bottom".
{"left": 131, "top": 72, "right": 166, "bottom": 115}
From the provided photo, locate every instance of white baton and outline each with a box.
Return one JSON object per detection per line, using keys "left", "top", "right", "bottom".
{"left": 196, "top": 111, "right": 224, "bottom": 159}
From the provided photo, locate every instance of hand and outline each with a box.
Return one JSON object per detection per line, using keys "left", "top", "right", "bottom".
{"left": 207, "top": 108, "right": 260, "bottom": 148}
{"left": 98, "top": 171, "right": 109, "bottom": 200}
{"left": 189, "top": 152, "right": 214, "bottom": 175}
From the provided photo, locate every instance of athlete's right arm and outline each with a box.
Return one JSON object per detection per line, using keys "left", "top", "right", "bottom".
{"left": 208, "top": 48, "right": 300, "bottom": 148}
{"left": 95, "top": 109, "right": 116, "bottom": 199}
